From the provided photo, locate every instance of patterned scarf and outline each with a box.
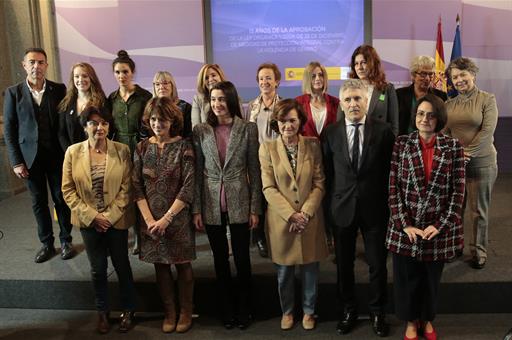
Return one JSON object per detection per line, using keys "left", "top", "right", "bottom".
{"left": 248, "top": 93, "right": 281, "bottom": 139}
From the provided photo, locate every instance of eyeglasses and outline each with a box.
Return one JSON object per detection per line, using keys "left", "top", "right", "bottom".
{"left": 416, "top": 110, "right": 436, "bottom": 120}
{"left": 415, "top": 71, "right": 435, "bottom": 78}
{"left": 153, "top": 81, "right": 171, "bottom": 87}
{"left": 87, "top": 120, "right": 110, "bottom": 127}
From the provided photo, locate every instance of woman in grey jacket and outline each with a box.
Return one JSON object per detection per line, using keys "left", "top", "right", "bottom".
{"left": 192, "top": 81, "right": 262, "bottom": 330}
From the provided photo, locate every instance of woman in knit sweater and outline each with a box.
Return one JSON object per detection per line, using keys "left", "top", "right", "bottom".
{"left": 444, "top": 57, "right": 498, "bottom": 270}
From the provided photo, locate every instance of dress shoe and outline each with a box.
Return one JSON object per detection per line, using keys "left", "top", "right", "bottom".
{"left": 97, "top": 311, "right": 110, "bottom": 334}
{"left": 423, "top": 322, "right": 437, "bottom": 340}
{"left": 370, "top": 312, "right": 389, "bottom": 337}
{"left": 35, "top": 245, "right": 56, "bottom": 263}
{"left": 256, "top": 239, "right": 268, "bottom": 258}
{"left": 403, "top": 321, "right": 419, "bottom": 340}
{"left": 162, "top": 312, "right": 176, "bottom": 333}
{"left": 302, "top": 314, "right": 315, "bottom": 330}
{"left": 281, "top": 314, "right": 294, "bottom": 330}
{"left": 471, "top": 256, "right": 486, "bottom": 269}
{"left": 118, "top": 311, "right": 135, "bottom": 332}
{"left": 223, "top": 317, "right": 237, "bottom": 330}
{"left": 336, "top": 310, "right": 358, "bottom": 334}
{"left": 237, "top": 314, "right": 253, "bottom": 330}
{"left": 176, "top": 311, "right": 193, "bottom": 333}
{"left": 60, "top": 243, "right": 75, "bottom": 260}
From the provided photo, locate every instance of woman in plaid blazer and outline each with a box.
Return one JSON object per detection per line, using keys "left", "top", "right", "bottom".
{"left": 385, "top": 94, "right": 465, "bottom": 340}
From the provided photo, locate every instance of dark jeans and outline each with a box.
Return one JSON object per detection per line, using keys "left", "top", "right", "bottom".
{"left": 333, "top": 208, "right": 388, "bottom": 314}
{"left": 81, "top": 227, "right": 136, "bottom": 312}
{"left": 27, "top": 149, "right": 72, "bottom": 246}
{"left": 205, "top": 213, "right": 252, "bottom": 320}
{"left": 393, "top": 253, "right": 444, "bottom": 322}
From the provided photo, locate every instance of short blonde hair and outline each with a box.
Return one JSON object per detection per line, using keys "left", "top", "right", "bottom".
{"left": 302, "top": 61, "right": 328, "bottom": 95}
{"left": 152, "top": 71, "right": 179, "bottom": 102}
{"left": 196, "top": 64, "right": 227, "bottom": 97}
{"left": 410, "top": 55, "right": 435, "bottom": 77}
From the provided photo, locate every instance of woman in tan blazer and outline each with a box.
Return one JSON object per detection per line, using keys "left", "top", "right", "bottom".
{"left": 61, "top": 106, "right": 136, "bottom": 334}
{"left": 259, "top": 99, "right": 328, "bottom": 331}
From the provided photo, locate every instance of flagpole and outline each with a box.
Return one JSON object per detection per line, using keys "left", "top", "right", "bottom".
{"left": 447, "top": 14, "right": 462, "bottom": 98}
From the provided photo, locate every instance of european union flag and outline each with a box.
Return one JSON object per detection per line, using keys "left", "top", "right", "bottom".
{"left": 447, "top": 15, "right": 462, "bottom": 98}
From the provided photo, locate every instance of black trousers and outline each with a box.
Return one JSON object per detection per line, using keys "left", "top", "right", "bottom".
{"left": 26, "top": 148, "right": 72, "bottom": 246}
{"left": 205, "top": 213, "right": 252, "bottom": 320}
{"left": 392, "top": 253, "right": 444, "bottom": 322}
{"left": 81, "top": 228, "right": 136, "bottom": 312}
{"left": 333, "top": 210, "right": 388, "bottom": 314}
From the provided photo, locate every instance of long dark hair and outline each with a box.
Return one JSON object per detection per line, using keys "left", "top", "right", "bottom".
{"left": 206, "top": 81, "right": 242, "bottom": 127}
{"left": 349, "top": 44, "right": 387, "bottom": 91}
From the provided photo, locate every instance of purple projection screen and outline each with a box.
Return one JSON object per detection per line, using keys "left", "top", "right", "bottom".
{"left": 210, "top": 0, "right": 364, "bottom": 100}
{"left": 54, "top": 0, "right": 205, "bottom": 102}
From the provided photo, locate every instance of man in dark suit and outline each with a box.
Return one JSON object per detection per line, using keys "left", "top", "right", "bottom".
{"left": 322, "top": 79, "right": 395, "bottom": 337}
{"left": 397, "top": 55, "right": 447, "bottom": 135}
{"left": 3, "top": 47, "right": 74, "bottom": 263}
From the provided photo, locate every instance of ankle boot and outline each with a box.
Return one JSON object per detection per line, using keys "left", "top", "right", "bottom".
{"left": 176, "top": 276, "right": 194, "bottom": 333}
{"left": 97, "top": 311, "right": 110, "bottom": 334}
{"left": 155, "top": 265, "right": 176, "bottom": 333}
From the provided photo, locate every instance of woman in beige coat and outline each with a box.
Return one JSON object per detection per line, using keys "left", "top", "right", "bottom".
{"left": 259, "top": 98, "right": 328, "bottom": 331}
{"left": 61, "top": 106, "right": 136, "bottom": 334}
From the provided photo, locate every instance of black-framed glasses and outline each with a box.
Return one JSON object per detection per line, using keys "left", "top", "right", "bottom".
{"left": 415, "top": 71, "right": 435, "bottom": 78}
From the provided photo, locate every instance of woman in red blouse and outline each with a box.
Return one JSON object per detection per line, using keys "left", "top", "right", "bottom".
{"left": 385, "top": 94, "right": 465, "bottom": 340}
{"left": 295, "top": 61, "right": 339, "bottom": 139}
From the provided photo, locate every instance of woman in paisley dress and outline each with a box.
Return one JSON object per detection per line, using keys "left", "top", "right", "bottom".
{"left": 132, "top": 97, "right": 196, "bottom": 333}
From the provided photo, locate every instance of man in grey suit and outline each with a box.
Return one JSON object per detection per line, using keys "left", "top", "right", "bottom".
{"left": 322, "top": 79, "right": 395, "bottom": 337}
{"left": 3, "top": 47, "right": 74, "bottom": 263}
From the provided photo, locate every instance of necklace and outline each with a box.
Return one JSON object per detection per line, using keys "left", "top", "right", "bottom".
{"left": 77, "top": 95, "right": 90, "bottom": 113}
{"left": 89, "top": 143, "right": 105, "bottom": 154}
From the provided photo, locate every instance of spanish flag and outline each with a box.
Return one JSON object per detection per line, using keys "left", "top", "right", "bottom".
{"left": 433, "top": 17, "right": 447, "bottom": 92}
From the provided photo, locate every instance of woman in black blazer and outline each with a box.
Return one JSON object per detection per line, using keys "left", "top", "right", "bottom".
{"left": 396, "top": 56, "right": 447, "bottom": 135}
{"left": 349, "top": 45, "right": 399, "bottom": 135}
{"left": 58, "top": 62, "right": 107, "bottom": 151}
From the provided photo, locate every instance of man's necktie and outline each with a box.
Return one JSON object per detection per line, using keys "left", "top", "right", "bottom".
{"left": 352, "top": 123, "right": 361, "bottom": 171}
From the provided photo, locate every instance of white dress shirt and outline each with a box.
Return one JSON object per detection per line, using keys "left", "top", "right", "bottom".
{"left": 26, "top": 78, "right": 46, "bottom": 106}
{"left": 345, "top": 115, "right": 366, "bottom": 165}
